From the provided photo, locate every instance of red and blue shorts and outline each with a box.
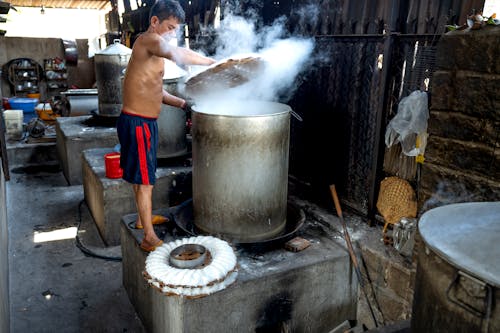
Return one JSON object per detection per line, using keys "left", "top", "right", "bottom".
{"left": 117, "top": 110, "right": 158, "bottom": 185}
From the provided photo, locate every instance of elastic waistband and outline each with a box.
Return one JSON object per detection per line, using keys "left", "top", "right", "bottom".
{"left": 121, "top": 109, "right": 158, "bottom": 120}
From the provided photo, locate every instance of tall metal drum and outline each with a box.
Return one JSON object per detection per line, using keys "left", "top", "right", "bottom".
{"left": 94, "top": 40, "right": 131, "bottom": 117}
{"left": 191, "top": 100, "right": 291, "bottom": 242}
{"left": 412, "top": 202, "right": 500, "bottom": 333}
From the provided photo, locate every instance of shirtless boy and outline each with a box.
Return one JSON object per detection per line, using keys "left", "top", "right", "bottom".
{"left": 118, "top": 0, "right": 215, "bottom": 251}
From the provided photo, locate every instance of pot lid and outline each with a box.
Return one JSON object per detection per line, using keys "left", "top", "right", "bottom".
{"left": 192, "top": 100, "right": 291, "bottom": 117}
{"left": 419, "top": 202, "right": 500, "bottom": 287}
{"left": 95, "top": 39, "right": 132, "bottom": 56}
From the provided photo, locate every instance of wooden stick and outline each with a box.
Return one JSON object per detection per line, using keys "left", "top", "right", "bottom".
{"left": 330, "top": 184, "right": 379, "bottom": 327}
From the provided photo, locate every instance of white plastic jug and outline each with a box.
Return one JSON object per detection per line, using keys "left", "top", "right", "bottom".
{"left": 3, "top": 110, "right": 23, "bottom": 140}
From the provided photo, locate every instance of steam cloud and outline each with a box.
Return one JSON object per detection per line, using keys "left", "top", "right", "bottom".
{"left": 182, "top": 8, "right": 315, "bottom": 113}
{"left": 422, "top": 181, "right": 474, "bottom": 211}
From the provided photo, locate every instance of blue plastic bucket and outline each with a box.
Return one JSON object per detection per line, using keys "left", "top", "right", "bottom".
{"left": 8, "top": 98, "right": 38, "bottom": 112}
{"left": 8, "top": 98, "right": 38, "bottom": 123}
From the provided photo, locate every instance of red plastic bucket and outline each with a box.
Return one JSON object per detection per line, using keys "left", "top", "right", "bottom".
{"left": 104, "top": 152, "right": 123, "bottom": 179}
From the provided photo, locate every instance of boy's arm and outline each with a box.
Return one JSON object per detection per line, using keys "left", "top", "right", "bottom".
{"left": 162, "top": 89, "right": 186, "bottom": 109}
{"left": 147, "top": 34, "right": 215, "bottom": 66}
{"left": 171, "top": 47, "right": 215, "bottom": 66}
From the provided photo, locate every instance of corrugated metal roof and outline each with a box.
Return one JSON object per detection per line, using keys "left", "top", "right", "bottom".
{"left": 9, "top": 0, "right": 111, "bottom": 10}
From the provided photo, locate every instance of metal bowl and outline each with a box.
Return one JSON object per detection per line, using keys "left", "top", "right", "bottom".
{"left": 169, "top": 244, "right": 207, "bottom": 269}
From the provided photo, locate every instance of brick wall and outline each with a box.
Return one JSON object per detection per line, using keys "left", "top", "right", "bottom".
{"left": 358, "top": 244, "right": 415, "bottom": 325}
{"left": 419, "top": 26, "right": 500, "bottom": 211}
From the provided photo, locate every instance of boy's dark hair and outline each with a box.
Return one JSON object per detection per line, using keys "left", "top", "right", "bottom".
{"left": 149, "top": 0, "right": 185, "bottom": 23}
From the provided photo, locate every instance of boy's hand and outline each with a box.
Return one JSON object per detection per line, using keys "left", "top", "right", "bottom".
{"left": 181, "top": 100, "right": 193, "bottom": 112}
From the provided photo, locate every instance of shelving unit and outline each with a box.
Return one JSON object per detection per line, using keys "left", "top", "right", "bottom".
{"left": 44, "top": 58, "right": 68, "bottom": 97}
{"left": 8, "top": 59, "right": 41, "bottom": 97}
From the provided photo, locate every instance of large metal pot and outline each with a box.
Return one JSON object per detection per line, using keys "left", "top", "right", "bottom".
{"left": 94, "top": 40, "right": 131, "bottom": 117}
{"left": 412, "top": 202, "right": 500, "bottom": 333}
{"left": 157, "top": 78, "right": 187, "bottom": 158}
{"left": 191, "top": 100, "right": 291, "bottom": 242}
{"left": 61, "top": 89, "right": 98, "bottom": 116}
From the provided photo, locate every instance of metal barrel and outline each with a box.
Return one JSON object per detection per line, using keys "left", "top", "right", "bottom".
{"left": 191, "top": 101, "right": 291, "bottom": 242}
{"left": 94, "top": 40, "right": 131, "bottom": 117}
{"left": 157, "top": 78, "right": 187, "bottom": 158}
{"left": 412, "top": 202, "right": 500, "bottom": 333}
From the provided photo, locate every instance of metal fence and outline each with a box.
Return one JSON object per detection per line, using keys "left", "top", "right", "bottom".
{"left": 283, "top": 0, "right": 484, "bottom": 219}
{"left": 285, "top": 0, "right": 484, "bottom": 35}
{"left": 288, "top": 33, "right": 442, "bottom": 218}
{"left": 288, "top": 36, "right": 385, "bottom": 215}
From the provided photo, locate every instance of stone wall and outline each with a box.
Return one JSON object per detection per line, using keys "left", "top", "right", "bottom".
{"left": 419, "top": 26, "right": 500, "bottom": 211}
{"left": 358, "top": 244, "right": 415, "bottom": 326}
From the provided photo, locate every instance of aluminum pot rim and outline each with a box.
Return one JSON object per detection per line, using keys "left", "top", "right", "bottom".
{"left": 191, "top": 100, "right": 292, "bottom": 118}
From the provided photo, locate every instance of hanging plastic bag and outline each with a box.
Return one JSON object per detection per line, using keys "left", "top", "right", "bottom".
{"left": 385, "top": 90, "right": 429, "bottom": 157}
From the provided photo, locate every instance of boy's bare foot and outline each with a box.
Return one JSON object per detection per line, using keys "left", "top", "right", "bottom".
{"left": 135, "top": 215, "right": 169, "bottom": 229}
{"left": 139, "top": 237, "right": 163, "bottom": 252}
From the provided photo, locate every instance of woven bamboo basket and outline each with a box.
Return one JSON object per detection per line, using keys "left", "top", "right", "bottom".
{"left": 376, "top": 176, "right": 417, "bottom": 233}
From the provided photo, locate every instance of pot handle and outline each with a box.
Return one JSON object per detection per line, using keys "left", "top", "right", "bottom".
{"left": 290, "top": 110, "right": 303, "bottom": 122}
{"left": 446, "top": 270, "right": 493, "bottom": 331}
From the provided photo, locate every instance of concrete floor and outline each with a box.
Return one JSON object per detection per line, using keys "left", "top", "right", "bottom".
{"left": 7, "top": 164, "right": 146, "bottom": 332}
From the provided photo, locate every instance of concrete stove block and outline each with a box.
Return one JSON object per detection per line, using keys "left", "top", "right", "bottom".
{"left": 121, "top": 207, "right": 357, "bottom": 333}
{"left": 82, "top": 148, "right": 192, "bottom": 246}
{"left": 6, "top": 141, "right": 59, "bottom": 168}
{"left": 56, "top": 116, "right": 119, "bottom": 185}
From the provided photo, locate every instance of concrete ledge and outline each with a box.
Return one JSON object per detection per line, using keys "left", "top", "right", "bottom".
{"left": 56, "top": 116, "right": 119, "bottom": 185}
{"left": 6, "top": 141, "right": 59, "bottom": 168}
{"left": 121, "top": 205, "right": 357, "bottom": 333}
{"left": 82, "top": 148, "right": 192, "bottom": 246}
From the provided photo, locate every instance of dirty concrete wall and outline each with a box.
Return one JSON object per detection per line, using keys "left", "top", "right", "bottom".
{"left": 0, "top": 37, "right": 95, "bottom": 100}
{"left": 420, "top": 26, "right": 500, "bottom": 211}
{"left": 67, "top": 39, "right": 96, "bottom": 90}
{"left": 0, "top": 161, "right": 9, "bottom": 333}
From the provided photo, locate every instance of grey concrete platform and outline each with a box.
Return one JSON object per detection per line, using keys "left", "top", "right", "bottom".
{"left": 121, "top": 203, "right": 357, "bottom": 333}
{"left": 56, "top": 116, "right": 119, "bottom": 185}
{"left": 6, "top": 141, "right": 59, "bottom": 168}
{"left": 82, "top": 148, "right": 192, "bottom": 246}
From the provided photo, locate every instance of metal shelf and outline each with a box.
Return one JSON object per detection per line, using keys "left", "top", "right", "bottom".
{"left": 9, "top": 61, "right": 41, "bottom": 96}
{"left": 44, "top": 58, "right": 68, "bottom": 96}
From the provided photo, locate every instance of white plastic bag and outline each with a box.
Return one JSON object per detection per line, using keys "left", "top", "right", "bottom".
{"left": 385, "top": 90, "right": 429, "bottom": 157}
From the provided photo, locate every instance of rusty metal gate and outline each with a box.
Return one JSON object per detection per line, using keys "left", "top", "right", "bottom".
{"left": 286, "top": 0, "right": 484, "bottom": 219}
